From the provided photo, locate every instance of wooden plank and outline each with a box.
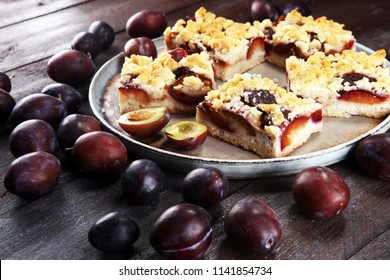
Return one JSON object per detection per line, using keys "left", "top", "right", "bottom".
{"left": 0, "top": 153, "right": 250, "bottom": 259}
{"left": 0, "top": 0, "right": 91, "bottom": 28}
{"left": 0, "top": 0, "right": 204, "bottom": 72}
{"left": 2, "top": 32, "right": 130, "bottom": 103}
{"left": 350, "top": 228, "right": 390, "bottom": 260}
{"left": 1, "top": 0, "right": 390, "bottom": 260}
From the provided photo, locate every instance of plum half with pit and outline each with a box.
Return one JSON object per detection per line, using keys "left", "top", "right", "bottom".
{"left": 292, "top": 166, "right": 350, "bottom": 219}
{"left": 118, "top": 107, "right": 170, "bottom": 138}
{"left": 150, "top": 203, "right": 212, "bottom": 259}
{"left": 165, "top": 121, "right": 208, "bottom": 149}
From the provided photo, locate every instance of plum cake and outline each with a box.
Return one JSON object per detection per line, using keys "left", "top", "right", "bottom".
{"left": 164, "top": 7, "right": 272, "bottom": 81}
{"left": 196, "top": 73, "right": 323, "bottom": 158}
{"left": 265, "top": 10, "right": 356, "bottom": 68}
{"left": 286, "top": 49, "right": 390, "bottom": 118}
{"left": 118, "top": 50, "right": 216, "bottom": 115}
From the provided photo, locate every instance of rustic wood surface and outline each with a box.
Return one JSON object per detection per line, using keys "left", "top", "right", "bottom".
{"left": 0, "top": 0, "right": 389, "bottom": 260}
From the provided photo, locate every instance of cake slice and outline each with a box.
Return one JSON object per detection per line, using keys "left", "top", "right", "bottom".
{"left": 118, "top": 50, "right": 216, "bottom": 115}
{"left": 286, "top": 49, "right": 390, "bottom": 118}
{"left": 164, "top": 7, "right": 272, "bottom": 81}
{"left": 196, "top": 73, "right": 323, "bottom": 158}
{"left": 265, "top": 10, "right": 356, "bottom": 68}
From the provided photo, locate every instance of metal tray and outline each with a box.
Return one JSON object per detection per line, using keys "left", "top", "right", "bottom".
{"left": 89, "top": 40, "right": 390, "bottom": 178}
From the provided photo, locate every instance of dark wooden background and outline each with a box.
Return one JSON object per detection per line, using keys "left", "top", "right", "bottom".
{"left": 0, "top": 0, "right": 389, "bottom": 260}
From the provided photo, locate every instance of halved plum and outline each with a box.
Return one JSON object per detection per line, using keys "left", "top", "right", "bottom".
{"left": 165, "top": 121, "right": 208, "bottom": 149}
{"left": 118, "top": 107, "right": 170, "bottom": 138}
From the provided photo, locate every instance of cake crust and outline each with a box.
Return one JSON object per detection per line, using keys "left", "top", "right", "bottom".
{"left": 286, "top": 49, "right": 390, "bottom": 118}
{"left": 265, "top": 10, "right": 356, "bottom": 68}
{"left": 196, "top": 73, "right": 323, "bottom": 158}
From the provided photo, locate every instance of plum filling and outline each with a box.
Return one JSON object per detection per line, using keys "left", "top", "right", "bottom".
{"left": 266, "top": 31, "right": 355, "bottom": 61}
{"left": 247, "top": 36, "right": 265, "bottom": 59}
{"left": 338, "top": 73, "right": 387, "bottom": 104}
{"left": 169, "top": 73, "right": 212, "bottom": 105}
{"left": 173, "top": 66, "right": 194, "bottom": 79}
{"left": 119, "top": 86, "right": 151, "bottom": 106}
{"left": 280, "top": 109, "right": 321, "bottom": 151}
{"left": 342, "top": 72, "right": 377, "bottom": 85}
{"left": 280, "top": 115, "right": 310, "bottom": 150}
{"left": 338, "top": 90, "right": 388, "bottom": 104}
{"left": 165, "top": 32, "right": 202, "bottom": 54}
{"left": 241, "top": 89, "right": 276, "bottom": 106}
{"left": 198, "top": 102, "right": 255, "bottom": 135}
{"left": 265, "top": 41, "right": 304, "bottom": 58}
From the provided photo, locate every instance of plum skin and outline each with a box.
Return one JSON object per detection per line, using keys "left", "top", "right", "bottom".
{"left": 123, "top": 37, "right": 157, "bottom": 59}
{"left": 88, "top": 212, "right": 140, "bottom": 254}
{"left": 355, "top": 133, "right": 390, "bottom": 179}
{"left": 57, "top": 114, "right": 101, "bottom": 153}
{"left": 10, "top": 93, "right": 68, "bottom": 128}
{"left": 149, "top": 203, "right": 212, "bottom": 259}
{"left": 165, "top": 121, "right": 208, "bottom": 149}
{"left": 126, "top": 10, "right": 167, "bottom": 39}
{"left": 47, "top": 49, "right": 96, "bottom": 87}
{"left": 4, "top": 151, "right": 61, "bottom": 200}
{"left": 122, "top": 159, "right": 165, "bottom": 202}
{"left": 72, "top": 131, "right": 127, "bottom": 175}
{"left": 9, "top": 119, "right": 57, "bottom": 157}
{"left": 292, "top": 166, "right": 350, "bottom": 219}
{"left": 182, "top": 167, "right": 229, "bottom": 208}
{"left": 0, "top": 89, "right": 16, "bottom": 123}
{"left": 224, "top": 197, "right": 282, "bottom": 254}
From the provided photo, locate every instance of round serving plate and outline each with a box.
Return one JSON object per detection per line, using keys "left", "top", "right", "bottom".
{"left": 89, "top": 39, "right": 390, "bottom": 178}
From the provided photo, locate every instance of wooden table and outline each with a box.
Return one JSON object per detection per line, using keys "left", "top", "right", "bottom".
{"left": 0, "top": 0, "right": 389, "bottom": 260}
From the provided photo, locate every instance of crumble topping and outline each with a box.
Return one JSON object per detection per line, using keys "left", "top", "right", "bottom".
{"left": 204, "top": 73, "right": 321, "bottom": 136}
{"left": 286, "top": 49, "right": 390, "bottom": 103}
{"left": 271, "top": 10, "right": 355, "bottom": 56}
{"left": 164, "top": 7, "right": 272, "bottom": 63}
{"left": 118, "top": 51, "right": 214, "bottom": 98}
